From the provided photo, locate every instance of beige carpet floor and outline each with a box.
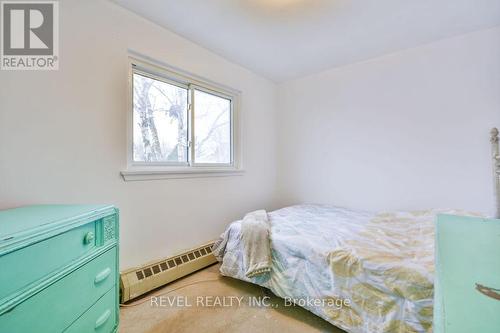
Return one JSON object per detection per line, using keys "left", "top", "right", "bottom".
{"left": 120, "top": 263, "right": 345, "bottom": 333}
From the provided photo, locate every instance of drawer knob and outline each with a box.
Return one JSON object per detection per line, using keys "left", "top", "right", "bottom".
{"left": 84, "top": 231, "right": 95, "bottom": 245}
{"left": 94, "top": 267, "right": 111, "bottom": 284}
{"left": 95, "top": 309, "right": 111, "bottom": 330}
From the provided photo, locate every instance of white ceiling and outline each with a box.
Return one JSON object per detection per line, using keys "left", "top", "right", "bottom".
{"left": 112, "top": 0, "right": 500, "bottom": 82}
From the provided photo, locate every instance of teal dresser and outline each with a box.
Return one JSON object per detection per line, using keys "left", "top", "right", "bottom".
{"left": 0, "top": 205, "right": 119, "bottom": 333}
{"left": 434, "top": 214, "right": 500, "bottom": 333}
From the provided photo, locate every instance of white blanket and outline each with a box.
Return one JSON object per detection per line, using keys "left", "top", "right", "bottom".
{"left": 240, "top": 210, "right": 271, "bottom": 277}
{"left": 213, "top": 210, "right": 271, "bottom": 278}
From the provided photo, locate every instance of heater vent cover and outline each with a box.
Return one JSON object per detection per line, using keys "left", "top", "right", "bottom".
{"left": 120, "top": 241, "right": 217, "bottom": 303}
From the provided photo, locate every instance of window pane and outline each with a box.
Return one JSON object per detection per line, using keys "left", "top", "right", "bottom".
{"left": 194, "top": 90, "right": 231, "bottom": 164}
{"left": 133, "top": 73, "right": 188, "bottom": 163}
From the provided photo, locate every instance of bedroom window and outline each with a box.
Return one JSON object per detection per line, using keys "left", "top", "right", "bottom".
{"left": 122, "top": 57, "right": 242, "bottom": 181}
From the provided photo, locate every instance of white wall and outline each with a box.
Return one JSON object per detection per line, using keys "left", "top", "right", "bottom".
{"left": 0, "top": 0, "right": 278, "bottom": 269}
{"left": 277, "top": 27, "right": 500, "bottom": 215}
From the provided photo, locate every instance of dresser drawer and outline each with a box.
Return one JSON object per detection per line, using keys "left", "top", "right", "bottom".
{"left": 65, "top": 287, "right": 117, "bottom": 333}
{"left": 0, "top": 221, "right": 97, "bottom": 300}
{"left": 0, "top": 248, "right": 117, "bottom": 333}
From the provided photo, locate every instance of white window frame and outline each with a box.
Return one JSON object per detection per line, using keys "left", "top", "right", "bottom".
{"left": 121, "top": 55, "right": 243, "bottom": 181}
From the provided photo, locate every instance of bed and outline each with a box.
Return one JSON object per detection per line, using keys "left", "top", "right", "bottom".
{"left": 214, "top": 128, "right": 499, "bottom": 333}
{"left": 214, "top": 205, "right": 483, "bottom": 333}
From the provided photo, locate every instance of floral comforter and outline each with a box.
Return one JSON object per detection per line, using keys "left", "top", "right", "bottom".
{"left": 216, "top": 204, "right": 481, "bottom": 333}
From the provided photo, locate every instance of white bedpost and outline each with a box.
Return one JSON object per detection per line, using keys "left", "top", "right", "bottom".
{"left": 491, "top": 128, "right": 500, "bottom": 218}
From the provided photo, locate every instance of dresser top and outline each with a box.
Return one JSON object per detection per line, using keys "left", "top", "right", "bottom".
{"left": 0, "top": 205, "right": 115, "bottom": 242}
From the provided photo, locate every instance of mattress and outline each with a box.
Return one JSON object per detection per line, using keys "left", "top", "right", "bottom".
{"left": 217, "top": 204, "right": 482, "bottom": 333}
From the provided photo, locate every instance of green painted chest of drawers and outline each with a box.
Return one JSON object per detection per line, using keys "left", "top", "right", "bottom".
{"left": 434, "top": 214, "right": 500, "bottom": 333}
{"left": 0, "top": 205, "right": 119, "bottom": 333}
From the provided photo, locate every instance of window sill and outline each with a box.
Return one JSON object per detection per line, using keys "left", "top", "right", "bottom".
{"left": 120, "top": 168, "right": 245, "bottom": 181}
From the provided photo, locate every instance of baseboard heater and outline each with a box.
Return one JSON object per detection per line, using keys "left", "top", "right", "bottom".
{"left": 120, "top": 241, "right": 217, "bottom": 303}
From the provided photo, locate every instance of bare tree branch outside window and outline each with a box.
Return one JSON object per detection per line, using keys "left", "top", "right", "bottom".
{"left": 132, "top": 72, "right": 232, "bottom": 165}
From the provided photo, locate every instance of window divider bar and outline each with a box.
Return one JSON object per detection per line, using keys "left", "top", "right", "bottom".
{"left": 188, "top": 85, "right": 196, "bottom": 166}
